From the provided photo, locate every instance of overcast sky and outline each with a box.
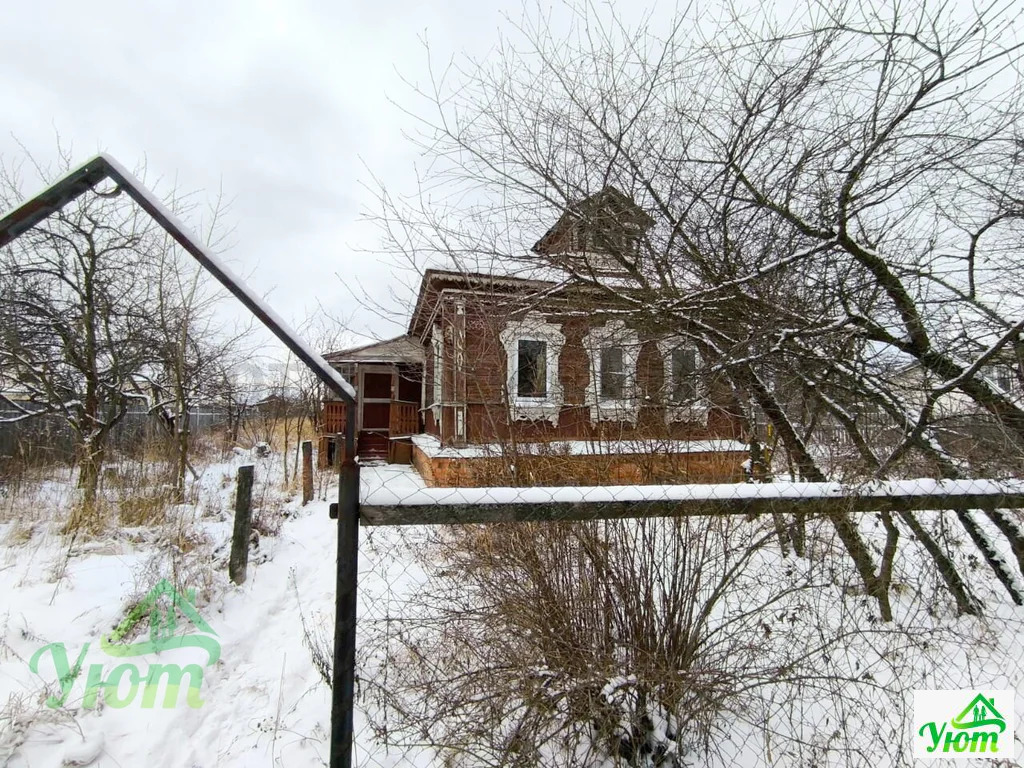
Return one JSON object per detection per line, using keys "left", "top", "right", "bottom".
{"left": 0, "top": 0, "right": 543, "bottom": 352}
{"left": 1, "top": 0, "right": 779, "bottom": 359}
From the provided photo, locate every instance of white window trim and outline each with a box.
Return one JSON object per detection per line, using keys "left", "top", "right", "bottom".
{"left": 499, "top": 312, "right": 565, "bottom": 425}
{"left": 657, "top": 339, "right": 709, "bottom": 426}
{"left": 430, "top": 325, "right": 443, "bottom": 422}
{"left": 584, "top": 319, "right": 640, "bottom": 424}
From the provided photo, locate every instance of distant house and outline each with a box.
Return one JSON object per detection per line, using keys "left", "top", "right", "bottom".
{"left": 886, "top": 350, "right": 1024, "bottom": 465}
{"left": 320, "top": 189, "right": 749, "bottom": 487}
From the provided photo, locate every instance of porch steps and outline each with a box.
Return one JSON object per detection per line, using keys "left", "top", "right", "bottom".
{"left": 357, "top": 431, "right": 389, "bottom": 462}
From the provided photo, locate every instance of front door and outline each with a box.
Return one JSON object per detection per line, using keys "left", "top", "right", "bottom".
{"left": 359, "top": 368, "right": 393, "bottom": 425}
{"left": 358, "top": 367, "right": 393, "bottom": 460}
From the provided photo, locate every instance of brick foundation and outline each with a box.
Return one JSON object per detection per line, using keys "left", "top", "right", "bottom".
{"left": 411, "top": 445, "right": 746, "bottom": 487}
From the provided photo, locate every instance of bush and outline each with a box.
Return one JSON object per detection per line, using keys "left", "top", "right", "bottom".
{"left": 365, "top": 515, "right": 920, "bottom": 766}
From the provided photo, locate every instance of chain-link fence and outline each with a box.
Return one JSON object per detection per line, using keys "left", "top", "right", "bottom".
{"left": 304, "top": 459, "right": 1024, "bottom": 767}
{"left": 5, "top": 149, "right": 1022, "bottom": 766}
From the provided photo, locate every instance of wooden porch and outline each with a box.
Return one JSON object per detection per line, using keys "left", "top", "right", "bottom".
{"left": 318, "top": 382, "right": 421, "bottom": 468}
{"left": 317, "top": 335, "right": 425, "bottom": 468}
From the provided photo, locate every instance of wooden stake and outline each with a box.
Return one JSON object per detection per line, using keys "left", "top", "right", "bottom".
{"left": 302, "top": 440, "right": 314, "bottom": 505}
{"left": 229, "top": 464, "right": 254, "bottom": 585}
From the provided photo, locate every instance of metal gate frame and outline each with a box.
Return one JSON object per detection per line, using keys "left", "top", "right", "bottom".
{"left": 0, "top": 154, "right": 362, "bottom": 768}
{"left": 6, "top": 155, "right": 1024, "bottom": 767}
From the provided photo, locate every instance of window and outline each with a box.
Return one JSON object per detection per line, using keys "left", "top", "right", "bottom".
{"left": 996, "top": 366, "right": 1015, "bottom": 393}
{"left": 517, "top": 340, "right": 548, "bottom": 398}
{"left": 583, "top": 320, "right": 640, "bottom": 423}
{"left": 669, "top": 346, "right": 698, "bottom": 403}
{"left": 600, "top": 346, "right": 625, "bottom": 399}
{"left": 658, "top": 339, "right": 708, "bottom": 426}
{"left": 335, "top": 363, "right": 357, "bottom": 396}
{"left": 499, "top": 313, "right": 565, "bottom": 425}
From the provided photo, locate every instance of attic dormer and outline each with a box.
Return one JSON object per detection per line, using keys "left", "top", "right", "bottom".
{"left": 531, "top": 187, "right": 654, "bottom": 276}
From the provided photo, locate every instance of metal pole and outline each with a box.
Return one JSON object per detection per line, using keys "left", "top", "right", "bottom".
{"left": 0, "top": 154, "right": 357, "bottom": 407}
{"left": 0, "top": 153, "right": 363, "bottom": 766}
{"left": 330, "top": 404, "right": 359, "bottom": 768}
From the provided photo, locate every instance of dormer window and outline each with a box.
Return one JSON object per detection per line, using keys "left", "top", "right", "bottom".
{"left": 994, "top": 365, "right": 1016, "bottom": 394}
{"left": 531, "top": 187, "right": 654, "bottom": 278}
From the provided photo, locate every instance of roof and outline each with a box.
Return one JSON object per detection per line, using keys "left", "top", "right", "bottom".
{"left": 325, "top": 335, "right": 425, "bottom": 365}
{"left": 407, "top": 268, "right": 562, "bottom": 339}
{"left": 532, "top": 186, "right": 655, "bottom": 256}
{"left": 404, "top": 191, "right": 654, "bottom": 337}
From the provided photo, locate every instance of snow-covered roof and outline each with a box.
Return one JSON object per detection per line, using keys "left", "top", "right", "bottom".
{"left": 407, "top": 268, "right": 562, "bottom": 338}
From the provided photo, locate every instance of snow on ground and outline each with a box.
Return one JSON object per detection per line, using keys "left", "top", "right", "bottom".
{"left": 2, "top": 456, "right": 1024, "bottom": 766}
{"left": 0, "top": 455, "right": 435, "bottom": 767}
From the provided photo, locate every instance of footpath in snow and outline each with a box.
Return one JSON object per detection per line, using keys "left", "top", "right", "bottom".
{"left": 0, "top": 459, "right": 432, "bottom": 767}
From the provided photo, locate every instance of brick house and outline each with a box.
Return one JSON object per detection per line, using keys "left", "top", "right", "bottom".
{"left": 321, "top": 189, "right": 749, "bottom": 486}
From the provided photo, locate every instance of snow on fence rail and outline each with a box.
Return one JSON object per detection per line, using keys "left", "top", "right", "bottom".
{"left": 359, "top": 476, "right": 1024, "bottom": 525}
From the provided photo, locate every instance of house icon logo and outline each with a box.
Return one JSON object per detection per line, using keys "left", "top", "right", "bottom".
{"left": 913, "top": 689, "right": 1015, "bottom": 759}
{"left": 100, "top": 579, "right": 220, "bottom": 663}
{"left": 951, "top": 694, "right": 1006, "bottom": 734}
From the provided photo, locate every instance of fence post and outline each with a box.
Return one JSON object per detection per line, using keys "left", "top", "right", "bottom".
{"left": 229, "top": 464, "right": 254, "bottom": 585}
{"left": 302, "top": 440, "right": 314, "bottom": 505}
{"left": 330, "top": 405, "right": 359, "bottom": 768}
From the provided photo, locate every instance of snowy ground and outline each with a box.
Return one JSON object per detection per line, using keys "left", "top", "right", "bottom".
{"left": 0, "top": 456, "right": 434, "bottom": 767}
{"left": 1, "top": 456, "right": 1023, "bottom": 766}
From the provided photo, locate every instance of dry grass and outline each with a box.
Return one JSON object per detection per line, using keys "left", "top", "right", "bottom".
{"left": 57, "top": 457, "right": 178, "bottom": 537}
{"left": 122, "top": 505, "right": 216, "bottom": 619}
{"left": 1, "top": 441, "right": 228, "bottom": 607}
{"left": 2, "top": 520, "right": 35, "bottom": 547}
{"left": 366, "top": 519, "right": 763, "bottom": 763}
{"left": 0, "top": 464, "right": 75, "bottom": 525}
{"left": 0, "top": 691, "right": 80, "bottom": 762}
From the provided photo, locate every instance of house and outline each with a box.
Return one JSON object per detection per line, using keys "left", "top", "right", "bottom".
{"left": 320, "top": 189, "right": 750, "bottom": 487}
{"left": 886, "top": 351, "right": 1024, "bottom": 467}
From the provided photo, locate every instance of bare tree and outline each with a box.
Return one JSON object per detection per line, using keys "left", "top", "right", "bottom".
{"left": 0, "top": 146, "right": 163, "bottom": 515}
{"left": 373, "top": 0, "right": 1024, "bottom": 616}
{"left": 146, "top": 191, "right": 251, "bottom": 501}
{"left": 0, "top": 144, "right": 249, "bottom": 520}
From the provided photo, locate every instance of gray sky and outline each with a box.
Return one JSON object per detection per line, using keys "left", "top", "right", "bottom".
{"left": 1, "top": 0, "right": 789, "bottom": 360}
{"left": 0, "top": 0, "right": 531, "bottom": 352}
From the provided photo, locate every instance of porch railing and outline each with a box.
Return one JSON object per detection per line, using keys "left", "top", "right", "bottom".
{"left": 390, "top": 401, "right": 418, "bottom": 436}
{"left": 323, "top": 401, "right": 348, "bottom": 434}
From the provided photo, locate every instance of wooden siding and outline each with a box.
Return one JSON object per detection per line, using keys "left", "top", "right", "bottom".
{"left": 427, "top": 298, "right": 743, "bottom": 446}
